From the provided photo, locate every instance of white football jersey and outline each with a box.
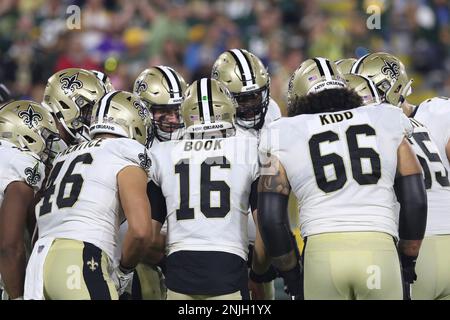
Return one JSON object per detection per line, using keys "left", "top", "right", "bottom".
{"left": 259, "top": 104, "right": 413, "bottom": 238}
{"left": 0, "top": 140, "right": 45, "bottom": 204}
{"left": 414, "top": 97, "right": 450, "bottom": 170}
{"left": 35, "top": 137, "right": 150, "bottom": 261}
{"left": 0, "top": 140, "right": 45, "bottom": 292}
{"left": 413, "top": 97, "right": 450, "bottom": 235}
{"left": 236, "top": 97, "right": 281, "bottom": 244}
{"left": 149, "top": 135, "right": 259, "bottom": 260}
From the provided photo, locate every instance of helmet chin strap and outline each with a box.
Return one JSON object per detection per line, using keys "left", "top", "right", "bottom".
{"left": 75, "top": 125, "right": 91, "bottom": 143}
{"left": 58, "top": 116, "right": 78, "bottom": 141}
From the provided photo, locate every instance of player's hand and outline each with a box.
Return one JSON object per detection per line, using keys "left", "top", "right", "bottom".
{"left": 399, "top": 253, "right": 417, "bottom": 300}
{"left": 111, "top": 264, "right": 134, "bottom": 296}
{"left": 400, "top": 254, "right": 417, "bottom": 284}
{"left": 248, "top": 278, "right": 266, "bottom": 300}
{"left": 279, "top": 262, "right": 303, "bottom": 300}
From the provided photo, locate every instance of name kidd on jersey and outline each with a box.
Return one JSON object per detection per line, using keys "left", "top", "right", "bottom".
{"left": 320, "top": 111, "right": 353, "bottom": 125}
{"left": 184, "top": 139, "right": 222, "bottom": 151}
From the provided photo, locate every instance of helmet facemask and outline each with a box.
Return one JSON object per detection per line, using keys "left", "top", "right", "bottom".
{"left": 40, "top": 127, "right": 67, "bottom": 166}
{"left": 148, "top": 103, "right": 185, "bottom": 141}
{"left": 234, "top": 85, "right": 269, "bottom": 130}
{"left": 56, "top": 94, "right": 95, "bottom": 143}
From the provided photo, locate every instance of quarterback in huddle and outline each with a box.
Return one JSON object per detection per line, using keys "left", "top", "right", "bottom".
{"left": 1, "top": 45, "right": 449, "bottom": 301}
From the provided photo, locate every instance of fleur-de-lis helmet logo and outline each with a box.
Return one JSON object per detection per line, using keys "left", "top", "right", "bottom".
{"left": 24, "top": 163, "right": 41, "bottom": 186}
{"left": 133, "top": 101, "right": 149, "bottom": 120}
{"left": 135, "top": 80, "right": 148, "bottom": 94}
{"left": 381, "top": 60, "right": 400, "bottom": 80}
{"left": 60, "top": 72, "right": 83, "bottom": 94}
{"left": 138, "top": 152, "right": 151, "bottom": 170}
{"left": 18, "top": 105, "right": 43, "bottom": 129}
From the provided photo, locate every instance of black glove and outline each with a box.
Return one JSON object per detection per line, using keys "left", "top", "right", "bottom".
{"left": 279, "top": 262, "right": 303, "bottom": 299}
{"left": 400, "top": 253, "right": 417, "bottom": 284}
{"left": 399, "top": 253, "right": 417, "bottom": 300}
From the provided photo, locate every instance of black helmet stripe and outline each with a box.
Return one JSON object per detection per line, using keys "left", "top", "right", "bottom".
{"left": 325, "top": 59, "right": 335, "bottom": 76}
{"left": 351, "top": 53, "right": 371, "bottom": 74}
{"left": 96, "top": 90, "right": 120, "bottom": 123}
{"left": 206, "top": 78, "right": 215, "bottom": 123}
{"left": 363, "top": 75, "right": 379, "bottom": 102}
{"left": 166, "top": 67, "right": 182, "bottom": 99}
{"left": 313, "top": 58, "right": 325, "bottom": 77}
{"left": 196, "top": 80, "right": 204, "bottom": 123}
{"left": 97, "top": 71, "right": 107, "bottom": 83}
{"left": 229, "top": 49, "right": 254, "bottom": 86}
{"left": 314, "top": 57, "right": 333, "bottom": 81}
{"left": 155, "top": 66, "right": 180, "bottom": 99}
{"left": 197, "top": 78, "right": 214, "bottom": 124}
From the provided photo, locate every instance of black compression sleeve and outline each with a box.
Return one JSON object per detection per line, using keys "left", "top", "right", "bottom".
{"left": 394, "top": 173, "right": 427, "bottom": 240}
{"left": 147, "top": 181, "right": 167, "bottom": 223}
{"left": 257, "top": 191, "right": 293, "bottom": 257}
{"left": 249, "top": 178, "right": 259, "bottom": 212}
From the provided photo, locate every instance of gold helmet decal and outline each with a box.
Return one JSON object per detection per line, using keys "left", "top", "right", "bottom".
{"left": 0, "top": 100, "right": 64, "bottom": 163}
{"left": 43, "top": 68, "right": 106, "bottom": 143}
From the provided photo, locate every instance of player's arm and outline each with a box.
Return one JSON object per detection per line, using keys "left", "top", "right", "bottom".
{"left": 395, "top": 138, "right": 427, "bottom": 284}
{"left": 256, "top": 154, "right": 301, "bottom": 297}
{"left": 0, "top": 181, "right": 35, "bottom": 299}
{"left": 142, "top": 181, "right": 166, "bottom": 265}
{"left": 446, "top": 138, "right": 450, "bottom": 165}
{"left": 118, "top": 166, "right": 153, "bottom": 270}
{"left": 248, "top": 178, "right": 273, "bottom": 300}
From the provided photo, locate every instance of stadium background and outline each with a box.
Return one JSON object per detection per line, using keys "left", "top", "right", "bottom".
{"left": 0, "top": 0, "right": 448, "bottom": 299}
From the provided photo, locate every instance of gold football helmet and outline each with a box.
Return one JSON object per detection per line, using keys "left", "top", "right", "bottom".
{"left": 211, "top": 49, "right": 269, "bottom": 130}
{"left": 181, "top": 78, "right": 237, "bottom": 139}
{"left": 335, "top": 58, "right": 357, "bottom": 75}
{"left": 0, "top": 100, "right": 64, "bottom": 163}
{"left": 344, "top": 74, "right": 381, "bottom": 106}
{"left": 90, "top": 91, "right": 151, "bottom": 146}
{"left": 350, "top": 52, "right": 412, "bottom": 106}
{"left": 287, "top": 57, "right": 346, "bottom": 107}
{"left": 42, "top": 68, "right": 106, "bottom": 143}
{"left": 133, "top": 66, "right": 187, "bottom": 141}
{"left": 91, "top": 70, "right": 114, "bottom": 93}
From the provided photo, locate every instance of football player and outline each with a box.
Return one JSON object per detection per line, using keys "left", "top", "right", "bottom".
{"left": 352, "top": 52, "right": 450, "bottom": 300}
{"left": 42, "top": 68, "right": 106, "bottom": 145}
{"left": 253, "top": 57, "right": 427, "bottom": 300}
{"left": 211, "top": 48, "right": 281, "bottom": 299}
{"left": 24, "top": 91, "right": 153, "bottom": 300}
{"left": 122, "top": 66, "right": 187, "bottom": 300}
{"left": 0, "top": 101, "right": 60, "bottom": 299}
{"left": 134, "top": 66, "right": 187, "bottom": 147}
{"left": 147, "top": 78, "right": 263, "bottom": 300}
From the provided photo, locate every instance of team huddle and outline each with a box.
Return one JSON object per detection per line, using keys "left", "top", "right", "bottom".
{"left": 0, "top": 49, "right": 449, "bottom": 300}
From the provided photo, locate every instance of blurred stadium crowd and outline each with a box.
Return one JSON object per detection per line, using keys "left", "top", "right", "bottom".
{"left": 0, "top": 0, "right": 449, "bottom": 115}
